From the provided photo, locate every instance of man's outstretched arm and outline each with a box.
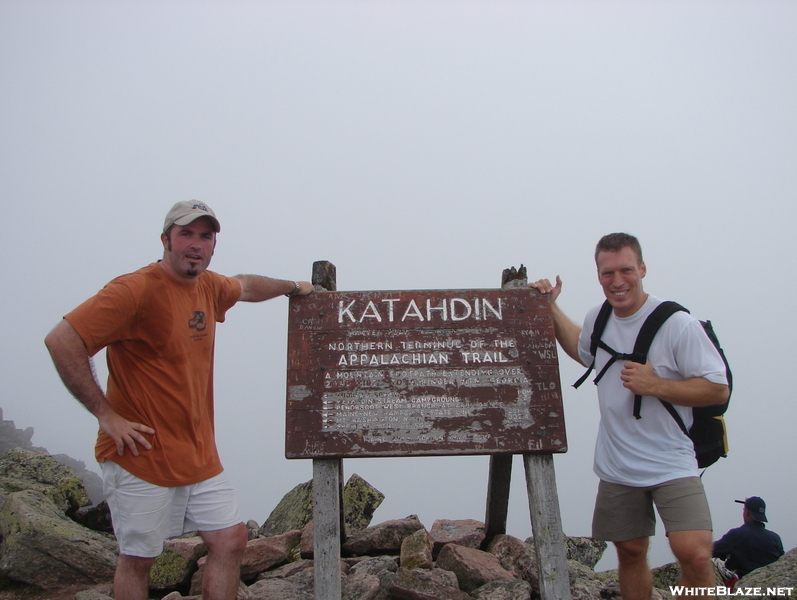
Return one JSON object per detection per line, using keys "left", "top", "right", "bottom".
{"left": 234, "top": 275, "right": 313, "bottom": 302}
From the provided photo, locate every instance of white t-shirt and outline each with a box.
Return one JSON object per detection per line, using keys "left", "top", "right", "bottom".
{"left": 578, "top": 295, "right": 728, "bottom": 487}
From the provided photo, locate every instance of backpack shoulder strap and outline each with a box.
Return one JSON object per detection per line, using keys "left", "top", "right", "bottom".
{"left": 631, "top": 301, "right": 689, "bottom": 361}
{"left": 573, "top": 300, "right": 613, "bottom": 389}
{"left": 631, "top": 301, "right": 689, "bottom": 419}
{"left": 590, "top": 300, "right": 614, "bottom": 356}
{"left": 701, "top": 320, "right": 733, "bottom": 399}
{"left": 678, "top": 319, "right": 733, "bottom": 420}
{"left": 659, "top": 398, "right": 690, "bottom": 436}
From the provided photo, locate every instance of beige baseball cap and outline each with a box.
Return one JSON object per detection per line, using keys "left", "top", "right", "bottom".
{"left": 163, "top": 200, "right": 221, "bottom": 233}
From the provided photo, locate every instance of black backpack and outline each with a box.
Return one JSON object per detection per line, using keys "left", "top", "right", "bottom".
{"left": 574, "top": 300, "right": 732, "bottom": 469}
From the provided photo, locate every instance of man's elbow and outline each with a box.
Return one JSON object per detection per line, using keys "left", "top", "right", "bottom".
{"left": 707, "top": 383, "right": 730, "bottom": 406}
{"left": 232, "top": 275, "right": 256, "bottom": 302}
{"left": 44, "top": 322, "right": 63, "bottom": 354}
{"left": 44, "top": 319, "right": 81, "bottom": 358}
{"left": 720, "top": 384, "right": 730, "bottom": 402}
{"left": 560, "top": 345, "right": 586, "bottom": 367}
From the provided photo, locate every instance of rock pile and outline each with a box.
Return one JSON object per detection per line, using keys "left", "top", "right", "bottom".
{"left": 0, "top": 441, "right": 794, "bottom": 599}
{"left": 0, "top": 448, "right": 619, "bottom": 598}
{"left": 84, "top": 515, "right": 618, "bottom": 600}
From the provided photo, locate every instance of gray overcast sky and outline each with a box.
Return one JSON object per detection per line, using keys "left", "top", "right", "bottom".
{"left": 1, "top": 0, "right": 795, "bottom": 571}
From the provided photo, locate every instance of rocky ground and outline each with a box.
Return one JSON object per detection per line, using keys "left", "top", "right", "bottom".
{"left": 0, "top": 583, "right": 109, "bottom": 600}
{"left": 0, "top": 412, "right": 795, "bottom": 599}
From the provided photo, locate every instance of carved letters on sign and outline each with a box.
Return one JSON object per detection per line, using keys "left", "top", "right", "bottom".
{"left": 285, "top": 288, "right": 566, "bottom": 459}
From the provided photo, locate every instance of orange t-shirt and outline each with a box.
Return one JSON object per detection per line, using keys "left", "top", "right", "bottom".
{"left": 65, "top": 262, "right": 242, "bottom": 487}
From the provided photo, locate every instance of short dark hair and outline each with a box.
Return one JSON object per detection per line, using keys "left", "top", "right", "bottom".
{"left": 594, "top": 232, "right": 643, "bottom": 265}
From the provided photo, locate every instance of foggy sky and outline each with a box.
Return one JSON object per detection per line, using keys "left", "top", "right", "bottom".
{"left": 1, "top": 0, "right": 795, "bottom": 571}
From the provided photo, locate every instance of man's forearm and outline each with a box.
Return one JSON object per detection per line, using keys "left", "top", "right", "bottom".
{"left": 234, "top": 275, "right": 312, "bottom": 302}
{"left": 649, "top": 377, "right": 730, "bottom": 408}
{"left": 620, "top": 360, "right": 730, "bottom": 407}
{"left": 550, "top": 302, "right": 585, "bottom": 366}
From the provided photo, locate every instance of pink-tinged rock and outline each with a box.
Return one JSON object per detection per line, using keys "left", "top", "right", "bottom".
{"left": 400, "top": 528, "right": 434, "bottom": 570}
{"left": 430, "top": 519, "right": 486, "bottom": 556}
{"left": 470, "top": 578, "right": 532, "bottom": 600}
{"left": 300, "top": 520, "right": 314, "bottom": 558}
{"left": 485, "top": 534, "right": 539, "bottom": 589}
{"left": 342, "top": 572, "right": 382, "bottom": 600}
{"left": 343, "top": 515, "right": 426, "bottom": 557}
{"left": 239, "top": 536, "right": 291, "bottom": 578}
{"left": 190, "top": 533, "right": 292, "bottom": 593}
{"left": 255, "top": 558, "right": 315, "bottom": 581}
{"left": 388, "top": 567, "right": 473, "bottom": 600}
{"left": 263, "top": 529, "right": 302, "bottom": 559}
{"left": 435, "top": 543, "right": 514, "bottom": 593}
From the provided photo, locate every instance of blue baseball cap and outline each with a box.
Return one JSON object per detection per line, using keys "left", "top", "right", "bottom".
{"left": 736, "top": 496, "right": 767, "bottom": 522}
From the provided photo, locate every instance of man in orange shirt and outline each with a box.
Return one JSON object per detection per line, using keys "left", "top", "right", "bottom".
{"left": 45, "top": 201, "right": 313, "bottom": 600}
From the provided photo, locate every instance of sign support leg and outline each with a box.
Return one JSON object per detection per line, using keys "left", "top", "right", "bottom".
{"left": 523, "top": 454, "right": 570, "bottom": 600}
{"left": 313, "top": 458, "right": 343, "bottom": 600}
{"left": 311, "top": 262, "right": 343, "bottom": 600}
{"left": 482, "top": 268, "right": 523, "bottom": 546}
{"left": 484, "top": 454, "right": 513, "bottom": 547}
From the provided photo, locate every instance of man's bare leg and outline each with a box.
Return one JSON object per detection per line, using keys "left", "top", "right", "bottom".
{"left": 615, "top": 536, "right": 653, "bottom": 600}
{"left": 114, "top": 554, "right": 156, "bottom": 600}
{"left": 199, "top": 523, "right": 248, "bottom": 600}
{"left": 669, "top": 529, "right": 716, "bottom": 598}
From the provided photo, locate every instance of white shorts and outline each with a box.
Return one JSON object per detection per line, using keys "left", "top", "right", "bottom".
{"left": 101, "top": 460, "right": 242, "bottom": 558}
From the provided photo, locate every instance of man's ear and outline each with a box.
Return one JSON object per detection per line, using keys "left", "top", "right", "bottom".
{"left": 639, "top": 260, "right": 647, "bottom": 278}
{"left": 161, "top": 232, "right": 169, "bottom": 251}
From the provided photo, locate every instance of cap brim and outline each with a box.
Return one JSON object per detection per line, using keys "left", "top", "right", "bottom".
{"left": 735, "top": 499, "right": 768, "bottom": 522}
{"left": 173, "top": 214, "right": 221, "bottom": 232}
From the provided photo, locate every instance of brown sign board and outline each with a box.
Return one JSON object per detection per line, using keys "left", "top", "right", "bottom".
{"left": 285, "top": 288, "right": 567, "bottom": 459}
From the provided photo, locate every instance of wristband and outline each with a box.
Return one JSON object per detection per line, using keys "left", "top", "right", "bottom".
{"left": 285, "top": 281, "right": 301, "bottom": 297}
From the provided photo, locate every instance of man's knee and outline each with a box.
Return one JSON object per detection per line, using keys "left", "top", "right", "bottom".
{"left": 201, "top": 523, "right": 248, "bottom": 557}
{"left": 670, "top": 529, "right": 714, "bottom": 582}
{"left": 615, "top": 537, "right": 650, "bottom": 565}
{"left": 116, "top": 554, "right": 158, "bottom": 582}
{"left": 670, "top": 530, "right": 712, "bottom": 563}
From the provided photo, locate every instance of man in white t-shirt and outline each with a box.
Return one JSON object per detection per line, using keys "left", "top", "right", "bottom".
{"left": 530, "top": 233, "right": 729, "bottom": 600}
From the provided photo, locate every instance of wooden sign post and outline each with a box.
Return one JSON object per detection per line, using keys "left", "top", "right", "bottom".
{"left": 286, "top": 262, "right": 569, "bottom": 600}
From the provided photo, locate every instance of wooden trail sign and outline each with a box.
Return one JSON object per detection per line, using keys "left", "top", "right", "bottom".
{"left": 294, "top": 263, "right": 571, "bottom": 600}
{"left": 286, "top": 287, "right": 567, "bottom": 459}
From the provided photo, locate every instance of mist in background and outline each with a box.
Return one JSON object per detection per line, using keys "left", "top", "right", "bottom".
{"left": 1, "top": 1, "right": 795, "bottom": 571}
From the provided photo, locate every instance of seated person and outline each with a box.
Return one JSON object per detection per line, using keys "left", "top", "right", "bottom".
{"left": 713, "top": 496, "right": 784, "bottom": 579}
